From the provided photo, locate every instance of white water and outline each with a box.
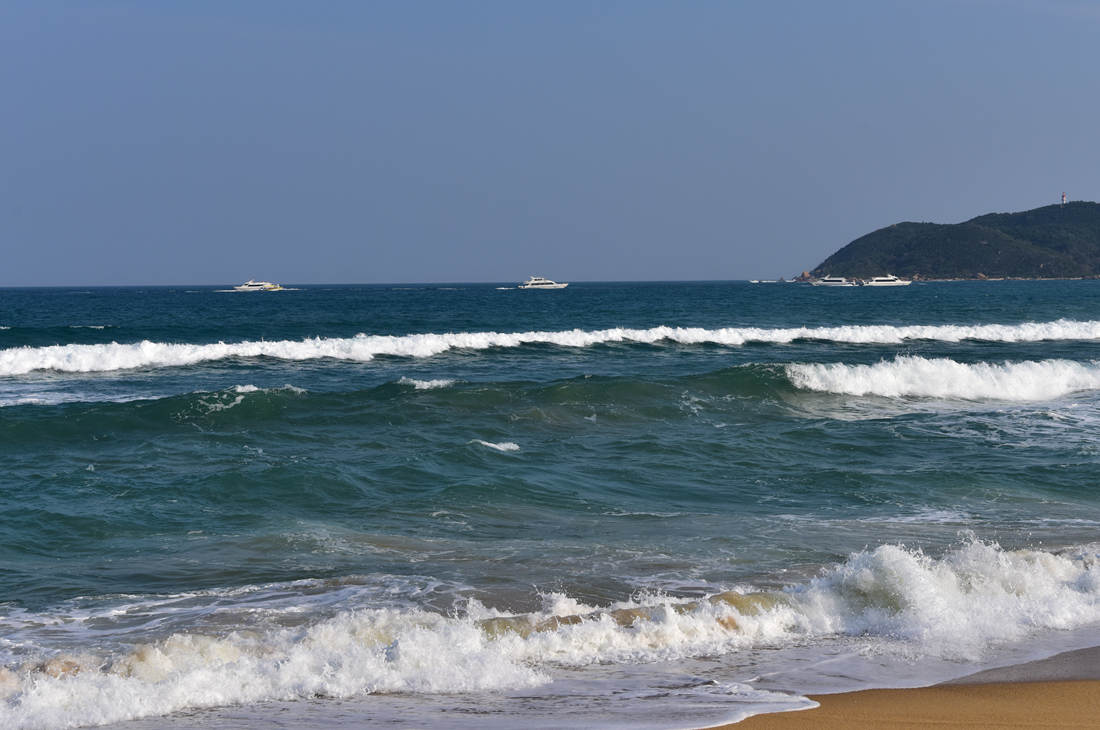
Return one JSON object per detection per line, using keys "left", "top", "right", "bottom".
{"left": 5, "top": 319, "right": 1100, "bottom": 376}
{"left": 398, "top": 377, "right": 457, "bottom": 390}
{"left": 3, "top": 540, "right": 1099, "bottom": 730}
{"left": 470, "top": 440, "right": 520, "bottom": 451}
{"left": 789, "top": 356, "right": 1100, "bottom": 401}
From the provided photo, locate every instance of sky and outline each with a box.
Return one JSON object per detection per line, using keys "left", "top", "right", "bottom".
{"left": 2, "top": 0, "right": 1099, "bottom": 286}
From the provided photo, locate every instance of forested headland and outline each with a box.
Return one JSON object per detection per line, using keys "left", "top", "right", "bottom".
{"left": 811, "top": 201, "right": 1100, "bottom": 280}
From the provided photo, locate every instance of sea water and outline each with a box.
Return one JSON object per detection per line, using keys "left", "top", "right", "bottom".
{"left": 2, "top": 280, "right": 1100, "bottom": 729}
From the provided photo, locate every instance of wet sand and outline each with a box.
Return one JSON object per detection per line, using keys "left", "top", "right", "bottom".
{"left": 718, "top": 646, "right": 1100, "bottom": 729}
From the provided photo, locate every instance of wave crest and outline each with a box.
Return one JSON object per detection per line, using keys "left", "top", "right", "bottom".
{"left": 398, "top": 377, "right": 457, "bottom": 390}
{"left": 787, "top": 356, "right": 1100, "bottom": 400}
{"left": 6, "top": 319, "right": 1100, "bottom": 375}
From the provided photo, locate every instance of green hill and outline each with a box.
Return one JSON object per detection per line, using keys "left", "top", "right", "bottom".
{"left": 811, "top": 201, "right": 1100, "bottom": 280}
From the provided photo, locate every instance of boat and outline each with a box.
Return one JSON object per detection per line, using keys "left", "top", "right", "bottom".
{"left": 863, "top": 274, "right": 912, "bottom": 286}
{"left": 234, "top": 279, "right": 284, "bottom": 291}
{"left": 519, "top": 276, "right": 568, "bottom": 289}
{"left": 811, "top": 276, "right": 858, "bottom": 287}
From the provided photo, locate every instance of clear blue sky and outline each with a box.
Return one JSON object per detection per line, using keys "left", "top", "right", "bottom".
{"left": 2, "top": 0, "right": 1098, "bottom": 286}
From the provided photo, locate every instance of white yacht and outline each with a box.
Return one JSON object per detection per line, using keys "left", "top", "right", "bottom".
{"left": 519, "top": 276, "right": 568, "bottom": 289}
{"left": 864, "top": 274, "right": 911, "bottom": 286}
{"left": 234, "top": 279, "right": 284, "bottom": 291}
{"left": 811, "top": 276, "right": 857, "bottom": 287}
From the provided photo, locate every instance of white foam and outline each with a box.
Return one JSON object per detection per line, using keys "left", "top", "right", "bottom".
{"left": 6, "top": 319, "right": 1100, "bottom": 376}
{"left": 398, "top": 377, "right": 457, "bottom": 390}
{"left": 788, "top": 356, "right": 1100, "bottom": 401}
{"left": 2, "top": 540, "right": 1098, "bottom": 729}
{"left": 196, "top": 385, "right": 304, "bottom": 413}
{"left": 471, "top": 440, "right": 520, "bottom": 451}
{"left": 198, "top": 392, "right": 246, "bottom": 413}
{"left": 787, "top": 540, "right": 1100, "bottom": 661}
{"left": 0, "top": 611, "right": 549, "bottom": 729}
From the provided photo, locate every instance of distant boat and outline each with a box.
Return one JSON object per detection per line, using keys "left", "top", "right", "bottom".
{"left": 811, "top": 276, "right": 857, "bottom": 287}
{"left": 863, "top": 274, "right": 912, "bottom": 286}
{"left": 234, "top": 279, "right": 284, "bottom": 291}
{"left": 519, "top": 276, "right": 568, "bottom": 289}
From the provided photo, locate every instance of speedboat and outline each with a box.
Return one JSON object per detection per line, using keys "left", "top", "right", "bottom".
{"left": 811, "top": 276, "right": 857, "bottom": 287}
{"left": 234, "top": 279, "right": 284, "bottom": 291}
{"left": 519, "top": 276, "right": 568, "bottom": 289}
{"left": 863, "top": 274, "right": 911, "bottom": 286}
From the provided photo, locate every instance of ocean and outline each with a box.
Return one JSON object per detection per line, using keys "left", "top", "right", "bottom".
{"left": 3, "top": 280, "right": 1100, "bottom": 730}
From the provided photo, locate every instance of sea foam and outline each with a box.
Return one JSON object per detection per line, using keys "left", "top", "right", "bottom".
{"left": 5, "top": 319, "right": 1100, "bottom": 376}
{"left": 398, "top": 377, "right": 457, "bottom": 390}
{"left": 470, "top": 440, "right": 520, "bottom": 451}
{"left": 2, "top": 540, "right": 1098, "bottom": 730}
{"left": 788, "top": 356, "right": 1100, "bottom": 401}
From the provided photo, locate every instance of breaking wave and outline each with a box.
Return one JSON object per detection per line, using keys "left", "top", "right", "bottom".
{"left": 788, "top": 356, "right": 1100, "bottom": 400}
{"left": 5, "top": 319, "right": 1100, "bottom": 376}
{"left": 398, "top": 377, "right": 457, "bottom": 390}
{"left": 1, "top": 540, "right": 1098, "bottom": 729}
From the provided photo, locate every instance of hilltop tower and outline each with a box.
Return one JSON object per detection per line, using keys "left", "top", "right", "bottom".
{"left": 1063, "top": 192, "right": 1067, "bottom": 205}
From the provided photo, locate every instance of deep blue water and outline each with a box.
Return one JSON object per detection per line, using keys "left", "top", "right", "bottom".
{"left": 3, "top": 281, "right": 1100, "bottom": 729}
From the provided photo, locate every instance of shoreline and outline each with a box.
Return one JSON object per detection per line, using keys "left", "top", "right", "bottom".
{"left": 712, "top": 646, "right": 1100, "bottom": 730}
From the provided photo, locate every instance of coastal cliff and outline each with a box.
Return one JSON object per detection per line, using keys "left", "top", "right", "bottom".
{"left": 811, "top": 201, "right": 1100, "bottom": 280}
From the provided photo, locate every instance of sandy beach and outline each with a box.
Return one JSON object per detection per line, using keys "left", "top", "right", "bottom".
{"left": 718, "top": 647, "right": 1100, "bottom": 730}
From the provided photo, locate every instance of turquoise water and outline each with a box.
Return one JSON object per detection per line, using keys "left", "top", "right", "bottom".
{"left": 3, "top": 281, "right": 1100, "bottom": 729}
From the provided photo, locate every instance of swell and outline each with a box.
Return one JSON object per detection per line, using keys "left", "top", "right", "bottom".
{"left": 5, "top": 319, "right": 1100, "bottom": 375}
{"left": 0, "top": 364, "right": 795, "bottom": 436}
{"left": 7, "top": 351, "right": 1100, "bottom": 436}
